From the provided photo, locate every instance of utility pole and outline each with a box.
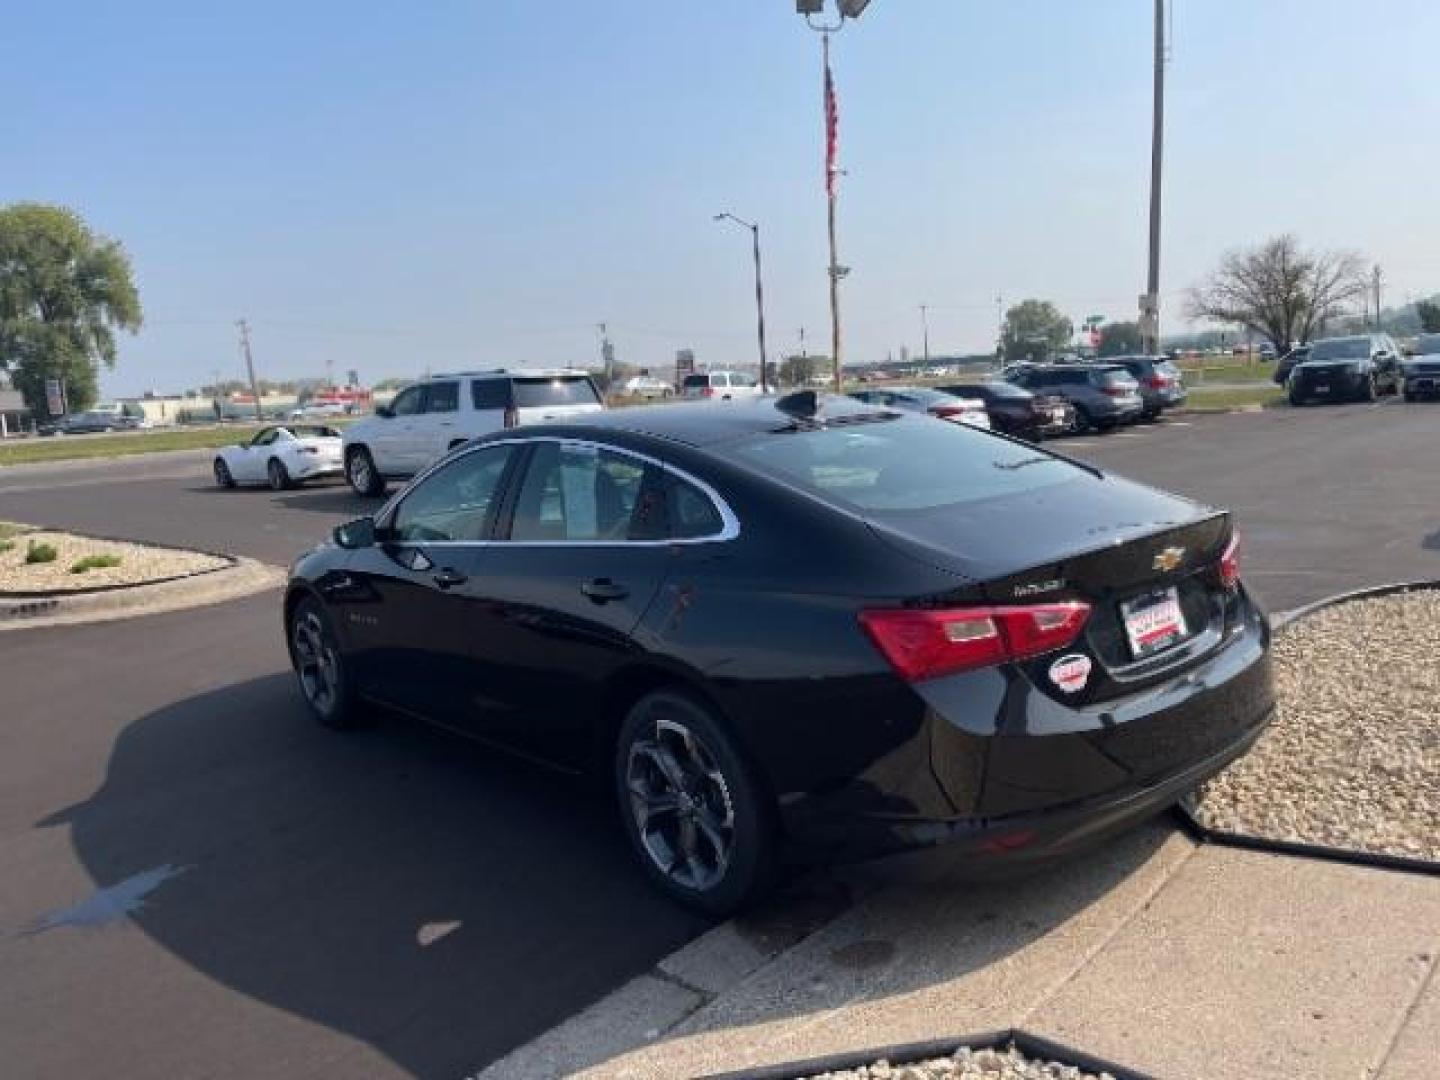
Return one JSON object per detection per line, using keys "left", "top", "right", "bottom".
{"left": 1141, "top": 0, "right": 1167, "bottom": 355}
{"left": 235, "top": 319, "right": 264, "bottom": 422}
{"left": 920, "top": 305, "right": 930, "bottom": 366}
{"left": 823, "top": 31, "right": 845, "bottom": 393}
{"left": 714, "top": 213, "right": 769, "bottom": 392}
{"left": 1373, "top": 266, "right": 1384, "bottom": 330}
{"left": 597, "top": 322, "right": 614, "bottom": 388}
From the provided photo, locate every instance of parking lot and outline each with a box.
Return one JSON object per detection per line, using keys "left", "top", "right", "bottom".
{"left": 2, "top": 399, "right": 1438, "bottom": 1078}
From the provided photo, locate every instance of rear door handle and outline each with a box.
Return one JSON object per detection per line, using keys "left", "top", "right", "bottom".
{"left": 581, "top": 578, "right": 629, "bottom": 603}
{"left": 433, "top": 567, "right": 468, "bottom": 590}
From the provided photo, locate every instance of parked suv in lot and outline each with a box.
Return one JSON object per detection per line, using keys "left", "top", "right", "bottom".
{"left": 680, "top": 371, "right": 762, "bottom": 400}
{"left": 1002, "top": 363, "right": 1143, "bottom": 433}
{"left": 1109, "top": 356, "right": 1186, "bottom": 420}
{"left": 342, "top": 369, "right": 603, "bottom": 495}
{"left": 1400, "top": 334, "right": 1440, "bottom": 401}
{"left": 1287, "top": 335, "right": 1402, "bottom": 406}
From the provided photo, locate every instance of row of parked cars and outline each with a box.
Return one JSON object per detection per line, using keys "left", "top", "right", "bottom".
{"left": 1273, "top": 333, "right": 1440, "bottom": 405}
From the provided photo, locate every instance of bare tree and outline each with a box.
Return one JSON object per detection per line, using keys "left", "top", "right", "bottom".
{"left": 1187, "top": 235, "right": 1366, "bottom": 352}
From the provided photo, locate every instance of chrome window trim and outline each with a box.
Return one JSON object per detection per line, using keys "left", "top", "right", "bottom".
{"left": 379, "top": 435, "right": 740, "bottom": 548}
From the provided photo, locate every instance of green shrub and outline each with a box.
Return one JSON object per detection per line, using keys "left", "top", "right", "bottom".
{"left": 25, "top": 541, "right": 58, "bottom": 564}
{"left": 0, "top": 539, "right": 14, "bottom": 554}
{"left": 70, "top": 554, "right": 123, "bottom": 574}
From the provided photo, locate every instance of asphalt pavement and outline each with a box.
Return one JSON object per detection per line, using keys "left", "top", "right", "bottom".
{"left": 2, "top": 400, "right": 1439, "bottom": 1078}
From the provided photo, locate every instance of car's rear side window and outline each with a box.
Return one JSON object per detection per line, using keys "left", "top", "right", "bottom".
{"left": 509, "top": 442, "right": 655, "bottom": 542}
{"left": 731, "top": 417, "right": 1079, "bottom": 514}
{"left": 512, "top": 377, "right": 600, "bottom": 408}
{"left": 471, "top": 379, "right": 510, "bottom": 410}
{"left": 668, "top": 477, "right": 724, "bottom": 539}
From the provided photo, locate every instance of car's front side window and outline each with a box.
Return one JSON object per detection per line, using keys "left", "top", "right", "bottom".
{"left": 390, "top": 444, "right": 514, "bottom": 544}
{"left": 509, "top": 442, "right": 659, "bottom": 543}
{"left": 390, "top": 386, "right": 424, "bottom": 416}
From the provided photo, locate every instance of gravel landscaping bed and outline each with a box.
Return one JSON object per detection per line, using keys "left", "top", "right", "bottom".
{"left": 1195, "top": 591, "right": 1440, "bottom": 862}
{"left": 798, "top": 1046, "right": 1116, "bottom": 1079}
{"left": 0, "top": 529, "right": 229, "bottom": 594}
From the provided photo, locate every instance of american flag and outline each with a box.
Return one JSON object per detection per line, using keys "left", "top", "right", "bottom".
{"left": 824, "top": 47, "right": 838, "bottom": 197}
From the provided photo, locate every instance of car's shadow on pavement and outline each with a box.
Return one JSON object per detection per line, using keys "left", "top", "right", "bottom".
{"left": 36, "top": 674, "right": 708, "bottom": 1078}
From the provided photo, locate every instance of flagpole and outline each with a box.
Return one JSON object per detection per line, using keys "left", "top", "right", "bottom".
{"left": 824, "top": 31, "right": 843, "bottom": 394}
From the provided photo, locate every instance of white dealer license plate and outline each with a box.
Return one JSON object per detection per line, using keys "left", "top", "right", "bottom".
{"left": 1313, "top": 383, "right": 1330, "bottom": 394}
{"left": 1050, "top": 408, "right": 1067, "bottom": 423}
{"left": 1120, "top": 587, "right": 1188, "bottom": 659}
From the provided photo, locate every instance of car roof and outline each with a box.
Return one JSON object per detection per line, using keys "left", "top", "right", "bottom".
{"left": 425, "top": 368, "right": 591, "bottom": 380}
{"left": 515, "top": 395, "right": 888, "bottom": 448}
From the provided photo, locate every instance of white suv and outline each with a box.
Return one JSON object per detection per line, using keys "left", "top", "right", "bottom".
{"left": 342, "top": 369, "right": 603, "bottom": 495}
{"left": 680, "top": 371, "right": 763, "bottom": 400}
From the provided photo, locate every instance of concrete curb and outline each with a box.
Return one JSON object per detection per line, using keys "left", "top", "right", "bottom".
{"left": 0, "top": 556, "right": 284, "bottom": 630}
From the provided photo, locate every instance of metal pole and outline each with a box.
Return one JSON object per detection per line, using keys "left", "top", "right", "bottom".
{"left": 1373, "top": 266, "right": 1383, "bottom": 329}
{"left": 1142, "top": 0, "right": 1166, "bottom": 354}
{"left": 236, "top": 319, "right": 264, "bottom": 422}
{"left": 752, "top": 224, "right": 768, "bottom": 393}
{"left": 824, "top": 32, "right": 843, "bottom": 394}
{"left": 920, "top": 305, "right": 930, "bottom": 366}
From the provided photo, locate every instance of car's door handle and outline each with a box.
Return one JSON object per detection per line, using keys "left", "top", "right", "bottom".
{"left": 581, "top": 578, "right": 629, "bottom": 603}
{"left": 433, "top": 567, "right": 468, "bottom": 590}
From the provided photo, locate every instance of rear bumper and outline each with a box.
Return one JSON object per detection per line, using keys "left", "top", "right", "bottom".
{"left": 1292, "top": 371, "right": 1367, "bottom": 399}
{"left": 780, "top": 596, "right": 1273, "bottom": 867}
{"left": 1403, "top": 375, "right": 1440, "bottom": 396}
{"left": 294, "top": 461, "right": 344, "bottom": 479}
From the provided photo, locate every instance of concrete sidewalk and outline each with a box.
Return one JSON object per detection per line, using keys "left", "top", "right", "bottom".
{"left": 486, "top": 824, "right": 1440, "bottom": 1079}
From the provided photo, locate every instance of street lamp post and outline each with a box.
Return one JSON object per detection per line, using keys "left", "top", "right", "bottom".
{"left": 797, "top": 0, "right": 873, "bottom": 393}
{"left": 714, "top": 213, "right": 769, "bottom": 393}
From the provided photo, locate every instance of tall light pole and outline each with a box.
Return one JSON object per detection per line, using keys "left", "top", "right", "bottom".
{"left": 235, "top": 319, "right": 265, "bottom": 422}
{"left": 919, "top": 304, "right": 930, "bottom": 366}
{"left": 1140, "top": 0, "right": 1167, "bottom": 355}
{"left": 714, "top": 213, "right": 769, "bottom": 393}
{"left": 798, "top": 0, "right": 873, "bottom": 392}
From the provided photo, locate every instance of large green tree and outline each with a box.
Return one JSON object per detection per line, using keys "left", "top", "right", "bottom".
{"left": 0, "top": 203, "right": 142, "bottom": 414}
{"left": 1097, "top": 320, "right": 1143, "bottom": 357}
{"left": 1416, "top": 299, "right": 1440, "bottom": 334}
{"left": 1001, "top": 300, "right": 1072, "bottom": 363}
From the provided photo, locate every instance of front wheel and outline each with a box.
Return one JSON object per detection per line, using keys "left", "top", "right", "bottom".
{"left": 346, "top": 446, "right": 386, "bottom": 497}
{"left": 615, "top": 690, "right": 776, "bottom": 916}
{"left": 288, "top": 597, "right": 360, "bottom": 729}
{"left": 213, "top": 458, "right": 236, "bottom": 489}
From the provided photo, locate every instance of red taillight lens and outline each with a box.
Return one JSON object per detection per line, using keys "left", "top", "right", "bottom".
{"left": 1219, "top": 531, "right": 1241, "bottom": 589}
{"left": 1103, "top": 385, "right": 1131, "bottom": 398}
{"left": 929, "top": 405, "right": 965, "bottom": 419}
{"left": 858, "top": 602, "right": 1092, "bottom": 682}
{"left": 1145, "top": 375, "right": 1168, "bottom": 389}
{"left": 702, "top": 387, "right": 715, "bottom": 398}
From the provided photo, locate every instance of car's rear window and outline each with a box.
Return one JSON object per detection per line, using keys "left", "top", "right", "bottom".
{"left": 1308, "top": 337, "right": 1370, "bottom": 361}
{"left": 683, "top": 374, "right": 710, "bottom": 388}
{"left": 730, "top": 416, "right": 1080, "bottom": 514}
{"left": 1091, "top": 369, "right": 1133, "bottom": 387}
{"left": 512, "top": 376, "right": 600, "bottom": 408}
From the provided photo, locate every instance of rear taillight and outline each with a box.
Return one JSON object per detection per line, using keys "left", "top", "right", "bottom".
{"left": 929, "top": 405, "right": 966, "bottom": 419}
{"left": 1145, "top": 375, "right": 1169, "bottom": 389}
{"left": 702, "top": 387, "right": 715, "bottom": 398}
{"left": 1219, "top": 531, "right": 1241, "bottom": 589}
{"left": 1102, "top": 385, "right": 1131, "bottom": 398}
{"left": 858, "top": 602, "right": 1091, "bottom": 682}
{"left": 503, "top": 406, "right": 519, "bottom": 429}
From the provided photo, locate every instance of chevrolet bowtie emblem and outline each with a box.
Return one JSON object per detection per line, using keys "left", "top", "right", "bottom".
{"left": 1153, "top": 547, "right": 1185, "bottom": 572}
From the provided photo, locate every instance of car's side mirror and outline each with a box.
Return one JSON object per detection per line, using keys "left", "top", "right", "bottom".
{"left": 333, "top": 516, "right": 377, "bottom": 549}
{"left": 375, "top": 405, "right": 394, "bottom": 419}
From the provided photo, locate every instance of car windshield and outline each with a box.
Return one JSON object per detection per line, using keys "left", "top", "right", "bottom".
{"left": 511, "top": 376, "right": 600, "bottom": 408}
{"left": 1414, "top": 335, "right": 1440, "bottom": 356}
{"left": 731, "top": 415, "right": 1080, "bottom": 515}
{"left": 1308, "top": 338, "right": 1370, "bottom": 361}
{"left": 290, "top": 425, "right": 338, "bottom": 438}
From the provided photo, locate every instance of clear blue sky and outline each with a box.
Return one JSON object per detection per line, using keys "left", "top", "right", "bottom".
{"left": 4, "top": 0, "right": 1436, "bottom": 395}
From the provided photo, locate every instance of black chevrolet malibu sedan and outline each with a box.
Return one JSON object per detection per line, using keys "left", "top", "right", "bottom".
{"left": 284, "top": 394, "right": 1273, "bottom": 914}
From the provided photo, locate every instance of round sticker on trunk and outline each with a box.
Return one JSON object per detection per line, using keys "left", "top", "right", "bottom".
{"left": 1049, "top": 653, "right": 1092, "bottom": 694}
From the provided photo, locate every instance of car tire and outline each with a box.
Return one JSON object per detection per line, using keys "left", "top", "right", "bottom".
{"left": 288, "top": 596, "right": 361, "bottom": 730}
{"left": 268, "top": 458, "right": 293, "bottom": 491}
{"left": 1289, "top": 391, "right": 1305, "bottom": 407}
{"left": 346, "top": 446, "right": 386, "bottom": 497}
{"left": 1404, "top": 390, "right": 1417, "bottom": 403}
{"left": 1361, "top": 376, "right": 1377, "bottom": 403}
{"left": 213, "top": 458, "right": 236, "bottom": 489}
{"left": 615, "top": 689, "right": 776, "bottom": 916}
{"left": 1072, "top": 407, "right": 1093, "bottom": 434}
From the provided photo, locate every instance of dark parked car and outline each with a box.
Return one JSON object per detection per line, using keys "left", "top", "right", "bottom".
{"left": 1272, "top": 345, "right": 1311, "bottom": 385}
{"left": 1287, "top": 334, "right": 1403, "bottom": 405}
{"left": 1400, "top": 334, "right": 1440, "bottom": 401}
{"left": 1108, "top": 356, "right": 1187, "bottom": 420}
{"left": 284, "top": 395, "right": 1273, "bottom": 914}
{"left": 937, "top": 381, "right": 1073, "bottom": 441}
{"left": 1001, "top": 363, "right": 1144, "bottom": 433}
{"left": 38, "top": 411, "right": 124, "bottom": 435}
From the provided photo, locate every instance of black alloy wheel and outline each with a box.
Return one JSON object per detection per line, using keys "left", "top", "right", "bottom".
{"left": 213, "top": 458, "right": 236, "bottom": 489}
{"left": 616, "top": 690, "right": 774, "bottom": 915}
{"left": 268, "top": 458, "right": 293, "bottom": 491}
{"left": 289, "top": 598, "right": 357, "bottom": 729}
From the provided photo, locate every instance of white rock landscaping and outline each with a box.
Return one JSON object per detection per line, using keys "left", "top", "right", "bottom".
{"left": 0, "top": 527, "right": 228, "bottom": 594}
{"left": 798, "top": 1045, "right": 1115, "bottom": 1080}
{"left": 1195, "top": 591, "right": 1440, "bottom": 862}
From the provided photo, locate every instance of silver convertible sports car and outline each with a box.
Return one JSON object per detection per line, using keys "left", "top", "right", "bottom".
{"left": 213, "top": 424, "right": 345, "bottom": 490}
